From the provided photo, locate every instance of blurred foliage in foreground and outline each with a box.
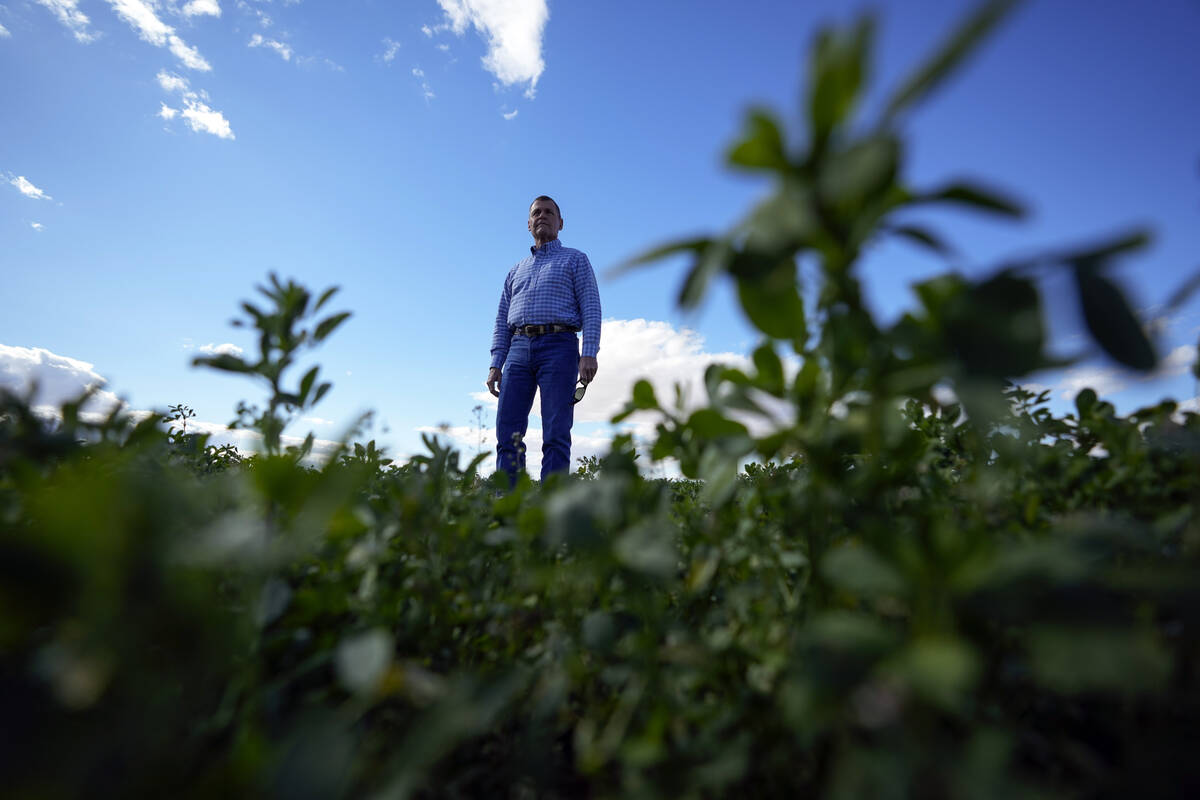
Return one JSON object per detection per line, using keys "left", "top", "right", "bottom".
{"left": 3, "top": 2, "right": 1200, "bottom": 797}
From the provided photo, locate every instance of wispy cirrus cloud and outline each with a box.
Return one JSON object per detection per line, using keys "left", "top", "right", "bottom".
{"left": 379, "top": 37, "right": 401, "bottom": 64}
{"left": 7, "top": 174, "right": 53, "bottom": 200}
{"left": 239, "top": 1, "right": 272, "bottom": 28}
{"left": 35, "top": 0, "right": 98, "bottom": 43}
{"left": 433, "top": 0, "right": 548, "bottom": 98}
{"left": 106, "top": 0, "right": 212, "bottom": 71}
{"left": 249, "top": 32, "right": 292, "bottom": 60}
{"left": 156, "top": 70, "right": 234, "bottom": 139}
{"left": 0, "top": 22, "right": 11, "bottom": 38}
{"left": 412, "top": 66, "right": 434, "bottom": 100}
{"left": 502, "top": 109, "right": 517, "bottom": 120}
{"left": 31, "top": 222, "right": 45, "bottom": 231}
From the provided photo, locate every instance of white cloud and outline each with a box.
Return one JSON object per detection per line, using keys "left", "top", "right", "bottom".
{"left": 8, "top": 174, "right": 52, "bottom": 200}
{"left": 0, "top": 344, "right": 345, "bottom": 462}
{"left": 169, "top": 35, "right": 210, "bottom": 69}
{"left": 36, "top": 0, "right": 97, "bottom": 42}
{"left": 155, "top": 70, "right": 234, "bottom": 139}
{"left": 31, "top": 222, "right": 45, "bottom": 231}
{"left": 1055, "top": 365, "right": 1128, "bottom": 401}
{"left": 1157, "top": 344, "right": 1198, "bottom": 376}
{"left": 435, "top": 0, "right": 548, "bottom": 96}
{"left": 198, "top": 342, "right": 244, "bottom": 356}
{"left": 412, "top": 66, "right": 434, "bottom": 100}
{"left": 302, "top": 416, "right": 333, "bottom": 426}
{"left": 181, "top": 0, "right": 221, "bottom": 18}
{"left": 380, "top": 36, "right": 401, "bottom": 63}
{"left": 181, "top": 100, "right": 234, "bottom": 139}
{"left": 421, "top": 24, "right": 434, "bottom": 37}
{"left": 0, "top": 22, "right": 10, "bottom": 38}
{"left": 249, "top": 32, "right": 292, "bottom": 60}
{"left": 105, "top": 0, "right": 212, "bottom": 70}
{"left": 0, "top": 344, "right": 122, "bottom": 416}
{"left": 1052, "top": 344, "right": 1198, "bottom": 402}
{"left": 156, "top": 69, "right": 190, "bottom": 93}
{"left": 437, "top": 43, "right": 450, "bottom": 52}
{"left": 502, "top": 109, "right": 518, "bottom": 120}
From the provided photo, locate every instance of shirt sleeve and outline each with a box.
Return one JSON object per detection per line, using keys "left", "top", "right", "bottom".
{"left": 574, "top": 252, "right": 602, "bottom": 359}
{"left": 489, "top": 272, "right": 513, "bottom": 369}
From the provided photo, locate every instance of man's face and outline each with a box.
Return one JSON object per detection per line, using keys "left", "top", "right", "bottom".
{"left": 528, "top": 199, "right": 563, "bottom": 242}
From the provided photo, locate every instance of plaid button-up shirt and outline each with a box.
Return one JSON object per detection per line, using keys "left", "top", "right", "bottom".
{"left": 490, "top": 239, "right": 602, "bottom": 369}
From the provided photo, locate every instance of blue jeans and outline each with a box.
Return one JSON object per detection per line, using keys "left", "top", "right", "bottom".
{"left": 496, "top": 331, "right": 579, "bottom": 483}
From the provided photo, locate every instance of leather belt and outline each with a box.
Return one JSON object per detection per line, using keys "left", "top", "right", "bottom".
{"left": 513, "top": 324, "right": 579, "bottom": 337}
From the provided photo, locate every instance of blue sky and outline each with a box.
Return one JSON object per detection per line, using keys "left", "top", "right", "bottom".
{"left": 2, "top": 0, "right": 1198, "bottom": 472}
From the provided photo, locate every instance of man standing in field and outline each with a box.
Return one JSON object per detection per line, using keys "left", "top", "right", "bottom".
{"left": 487, "top": 196, "right": 601, "bottom": 484}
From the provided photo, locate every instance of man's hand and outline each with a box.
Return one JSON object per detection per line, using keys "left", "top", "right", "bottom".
{"left": 579, "top": 356, "right": 598, "bottom": 384}
{"left": 487, "top": 367, "right": 503, "bottom": 397}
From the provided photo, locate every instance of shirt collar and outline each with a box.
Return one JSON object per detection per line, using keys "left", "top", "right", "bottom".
{"left": 530, "top": 238, "right": 563, "bottom": 256}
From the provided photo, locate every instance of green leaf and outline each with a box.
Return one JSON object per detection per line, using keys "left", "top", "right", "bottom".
{"left": 613, "top": 521, "right": 677, "bottom": 578}
{"left": 612, "top": 237, "right": 712, "bottom": 278}
{"left": 948, "top": 272, "right": 1047, "bottom": 378}
{"left": 807, "top": 18, "right": 874, "bottom": 144}
{"left": 887, "top": 637, "right": 981, "bottom": 713}
{"left": 298, "top": 366, "right": 319, "bottom": 404}
{"left": 314, "top": 285, "right": 340, "bottom": 312}
{"left": 1059, "top": 229, "right": 1151, "bottom": 273}
{"left": 1164, "top": 266, "right": 1200, "bottom": 312}
{"left": 1074, "top": 269, "right": 1157, "bottom": 370}
{"left": 821, "top": 544, "right": 907, "bottom": 597}
{"left": 889, "top": 224, "right": 955, "bottom": 257}
{"left": 631, "top": 379, "right": 659, "bottom": 410}
{"left": 1029, "top": 627, "right": 1171, "bottom": 695}
{"left": 736, "top": 266, "right": 806, "bottom": 343}
{"left": 728, "top": 109, "right": 789, "bottom": 171}
{"left": 678, "top": 238, "right": 734, "bottom": 309}
{"left": 698, "top": 444, "right": 739, "bottom": 506}
{"left": 313, "top": 311, "right": 351, "bottom": 342}
{"left": 240, "top": 301, "right": 266, "bottom": 323}
{"left": 1074, "top": 387, "right": 1098, "bottom": 416}
{"left": 739, "top": 182, "right": 819, "bottom": 258}
{"left": 817, "top": 135, "right": 900, "bottom": 217}
{"left": 193, "top": 353, "right": 254, "bottom": 374}
{"left": 915, "top": 182, "right": 1024, "bottom": 218}
{"left": 686, "top": 408, "right": 749, "bottom": 439}
{"left": 313, "top": 382, "right": 333, "bottom": 406}
{"left": 883, "top": 0, "right": 1019, "bottom": 121}
{"left": 803, "top": 610, "right": 899, "bottom": 655}
{"left": 752, "top": 343, "right": 785, "bottom": 395}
